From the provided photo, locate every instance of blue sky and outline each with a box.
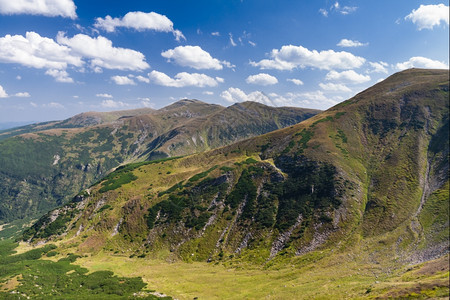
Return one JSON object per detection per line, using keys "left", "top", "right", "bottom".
{"left": 0, "top": 0, "right": 448, "bottom": 123}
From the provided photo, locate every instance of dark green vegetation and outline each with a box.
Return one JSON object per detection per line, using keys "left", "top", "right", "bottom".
{"left": 0, "top": 100, "right": 319, "bottom": 224}
{"left": 0, "top": 240, "right": 170, "bottom": 299}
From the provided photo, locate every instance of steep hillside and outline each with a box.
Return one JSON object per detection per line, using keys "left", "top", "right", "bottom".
{"left": 0, "top": 101, "right": 318, "bottom": 223}
{"left": 24, "top": 69, "right": 448, "bottom": 269}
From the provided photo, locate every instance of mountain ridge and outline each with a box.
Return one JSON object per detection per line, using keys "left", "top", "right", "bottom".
{"left": 0, "top": 101, "right": 319, "bottom": 223}
{"left": 23, "top": 69, "right": 449, "bottom": 269}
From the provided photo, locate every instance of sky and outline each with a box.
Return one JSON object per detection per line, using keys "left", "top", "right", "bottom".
{"left": 0, "top": 0, "right": 448, "bottom": 123}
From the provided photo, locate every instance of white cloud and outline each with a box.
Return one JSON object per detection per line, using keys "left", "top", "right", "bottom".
{"left": 211, "top": 32, "right": 220, "bottom": 36}
{"left": 94, "top": 11, "right": 185, "bottom": 41}
{"left": 250, "top": 45, "right": 365, "bottom": 70}
{"left": 281, "top": 91, "right": 341, "bottom": 108}
{"left": 0, "top": 84, "right": 7, "bottom": 98}
{"left": 0, "top": 31, "right": 150, "bottom": 78}
{"left": 203, "top": 91, "right": 214, "bottom": 95}
{"left": 340, "top": 6, "right": 357, "bottom": 15}
{"left": 248, "top": 41, "right": 256, "bottom": 47}
{"left": 0, "top": 32, "right": 82, "bottom": 70}
{"left": 0, "top": 84, "right": 30, "bottom": 98}
{"left": 337, "top": 39, "right": 368, "bottom": 47}
{"left": 220, "top": 87, "right": 274, "bottom": 106}
{"left": 325, "top": 70, "right": 371, "bottom": 84}
{"left": 96, "top": 93, "right": 113, "bottom": 98}
{"left": 45, "top": 69, "right": 74, "bottom": 82}
{"left": 16, "top": 75, "right": 21, "bottom": 80}
{"left": 149, "top": 70, "right": 222, "bottom": 88}
{"left": 0, "top": 0, "right": 77, "bottom": 19}
{"left": 100, "top": 99, "right": 129, "bottom": 109}
{"left": 111, "top": 75, "right": 136, "bottom": 85}
{"left": 229, "top": 33, "right": 237, "bottom": 47}
{"left": 139, "top": 97, "right": 154, "bottom": 108}
{"left": 46, "top": 102, "right": 64, "bottom": 108}
{"left": 57, "top": 32, "right": 149, "bottom": 71}
{"left": 319, "top": 8, "right": 328, "bottom": 17}
{"left": 246, "top": 73, "right": 278, "bottom": 86}
{"left": 319, "top": 82, "right": 351, "bottom": 92}
{"left": 14, "top": 92, "right": 31, "bottom": 97}
{"left": 161, "top": 46, "right": 231, "bottom": 70}
{"left": 30, "top": 101, "right": 38, "bottom": 107}
{"left": 368, "top": 61, "right": 389, "bottom": 74}
{"left": 405, "top": 4, "right": 449, "bottom": 30}
{"left": 319, "top": 2, "right": 357, "bottom": 17}
{"left": 287, "top": 78, "right": 304, "bottom": 85}
{"left": 396, "top": 56, "right": 449, "bottom": 70}
{"left": 136, "top": 75, "right": 150, "bottom": 83}
{"left": 263, "top": 91, "right": 342, "bottom": 109}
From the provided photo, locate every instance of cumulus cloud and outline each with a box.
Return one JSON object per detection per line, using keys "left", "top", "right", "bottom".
{"left": 337, "top": 39, "right": 368, "bottom": 47}
{"left": 325, "top": 70, "right": 371, "bottom": 84}
{"left": 405, "top": 4, "right": 449, "bottom": 30}
{"left": 139, "top": 97, "right": 154, "bottom": 108}
{"left": 94, "top": 11, "right": 185, "bottom": 41}
{"left": 96, "top": 93, "right": 113, "bottom": 98}
{"left": 111, "top": 75, "right": 136, "bottom": 85}
{"left": 100, "top": 99, "right": 129, "bottom": 109}
{"left": 45, "top": 102, "right": 64, "bottom": 108}
{"left": 0, "top": 85, "right": 7, "bottom": 98}
{"left": 0, "top": 84, "right": 30, "bottom": 98}
{"left": 0, "top": 0, "right": 77, "bottom": 19}
{"left": 136, "top": 75, "right": 150, "bottom": 83}
{"left": 220, "top": 86, "right": 347, "bottom": 109}
{"left": 57, "top": 32, "right": 149, "bottom": 71}
{"left": 161, "top": 45, "right": 232, "bottom": 70}
{"left": 148, "top": 70, "right": 222, "bottom": 88}
{"left": 368, "top": 61, "right": 389, "bottom": 74}
{"left": 0, "top": 31, "right": 150, "bottom": 80}
{"left": 14, "top": 92, "right": 31, "bottom": 97}
{"left": 319, "top": 82, "right": 351, "bottom": 92}
{"left": 246, "top": 73, "right": 278, "bottom": 86}
{"left": 211, "top": 32, "right": 220, "bottom": 36}
{"left": 45, "top": 69, "right": 74, "bottom": 82}
{"left": 267, "top": 91, "right": 342, "bottom": 108}
{"left": 396, "top": 56, "right": 449, "bottom": 70}
{"left": 287, "top": 78, "right": 304, "bottom": 85}
{"left": 250, "top": 45, "right": 365, "bottom": 71}
{"left": 220, "top": 87, "right": 274, "bottom": 106}
{"left": 0, "top": 32, "right": 82, "bottom": 70}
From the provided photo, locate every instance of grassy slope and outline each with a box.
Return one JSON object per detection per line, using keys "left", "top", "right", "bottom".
{"left": 9, "top": 240, "right": 447, "bottom": 299}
